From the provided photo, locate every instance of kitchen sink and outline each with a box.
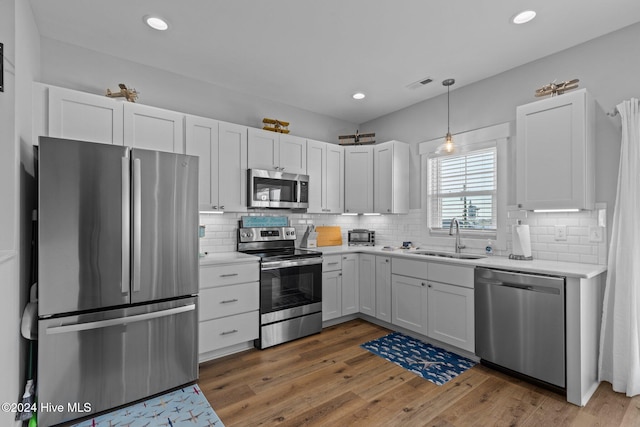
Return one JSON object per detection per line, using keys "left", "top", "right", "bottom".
{"left": 412, "top": 250, "right": 486, "bottom": 260}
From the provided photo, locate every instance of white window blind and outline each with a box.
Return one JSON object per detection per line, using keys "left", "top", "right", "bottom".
{"left": 427, "top": 147, "right": 497, "bottom": 232}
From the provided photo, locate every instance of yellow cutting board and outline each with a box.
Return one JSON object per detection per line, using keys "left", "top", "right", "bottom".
{"left": 315, "top": 226, "right": 343, "bottom": 247}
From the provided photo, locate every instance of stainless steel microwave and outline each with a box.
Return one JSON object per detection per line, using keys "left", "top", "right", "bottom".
{"left": 348, "top": 229, "right": 375, "bottom": 246}
{"left": 247, "top": 169, "right": 309, "bottom": 209}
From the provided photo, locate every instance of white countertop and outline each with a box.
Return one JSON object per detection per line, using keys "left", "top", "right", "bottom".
{"left": 200, "top": 244, "right": 606, "bottom": 278}
{"left": 309, "top": 245, "right": 607, "bottom": 279}
{"left": 199, "top": 251, "right": 259, "bottom": 266}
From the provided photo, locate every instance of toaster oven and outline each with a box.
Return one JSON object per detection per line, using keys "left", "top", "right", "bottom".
{"left": 348, "top": 229, "right": 375, "bottom": 246}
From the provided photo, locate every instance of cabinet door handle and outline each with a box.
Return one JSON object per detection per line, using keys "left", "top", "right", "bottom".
{"left": 338, "top": 273, "right": 342, "bottom": 276}
{"left": 220, "top": 329, "right": 238, "bottom": 335}
{"left": 220, "top": 206, "right": 225, "bottom": 210}
{"left": 220, "top": 299, "right": 238, "bottom": 304}
{"left": 387, "top": 209, "right": 391, "bottom": 212}
{"left": 212, "top": 205, "right": 218, "bottom": 210}
{"left": 343, "top": 257, "right": 347, "bottom": 260}
{"left": 421, "top": 282, "right": 426, "bottom": 287}
{"left": 220, "top": 273, "right": 239, "bottom": 278}
{"left": 327, "top": 262, "right": 339, "bottom": 265}
{"left": 385, "top": 259, "right": 389, "bottom": 263}
{"left": 428, "top": 284, "right": 432, "bottom": 288}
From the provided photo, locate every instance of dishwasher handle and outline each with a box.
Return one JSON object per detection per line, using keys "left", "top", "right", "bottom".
{"left": 475, "top": 267, "right": 565, "bottom": 291}
{"left": 492, "top": 281, "right": 561, "bottom": 295}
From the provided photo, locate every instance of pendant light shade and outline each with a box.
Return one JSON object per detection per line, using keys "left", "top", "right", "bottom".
{"left": 439, "top": 78, "right": 456, "bottom": 154}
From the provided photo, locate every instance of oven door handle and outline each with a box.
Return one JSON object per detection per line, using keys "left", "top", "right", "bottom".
{"left": 261, "top": 258, "right": 323, "bottom": 270}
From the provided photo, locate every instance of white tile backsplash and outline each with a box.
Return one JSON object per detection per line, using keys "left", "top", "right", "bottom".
{"left": 199, "top": 204, "right": 608, "bottom": 265}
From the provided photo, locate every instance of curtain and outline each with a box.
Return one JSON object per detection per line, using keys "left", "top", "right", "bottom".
{"left": 599, "top": 98, "right": 640, "bottom": 396}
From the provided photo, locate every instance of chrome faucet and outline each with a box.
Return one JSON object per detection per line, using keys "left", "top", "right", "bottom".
{"left": 449, "top": 217, "right": 466, "bottom": 253}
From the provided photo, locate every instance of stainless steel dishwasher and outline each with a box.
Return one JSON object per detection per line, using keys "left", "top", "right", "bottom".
{"left": 475, "top": 267, "right": 565, "bottom": 389}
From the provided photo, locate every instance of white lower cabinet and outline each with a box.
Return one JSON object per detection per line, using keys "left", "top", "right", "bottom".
{"left": 322, "top": 254, "right": 358, "bottom": 321}
{"left": 375, "top": 256, "right": 392, "bottom": 322}
{"left": 198, "top": 261, "right": 259, "bottom": 361}
{"left": 391, "top": 274, "right": 428, "bottom": 335}
{"left": 200, "top": 311, "right": 259, "bottom": 357}
{"left": 427, "top": 281, "right": 474, "bottom": 352}
{"left": 322, "top": 270, "right": 342, "bottom": 321}
{"left": 341, "top": 254, "right": 359, "bottom": 315}
{"left": 321, "top": 252, "right": 474, "bottom": 354}
{"left": 358, "top": 254, "right": 376, "bottom": 317}
{"left": 426, "top": 263, "right": 475, "bottom": 352}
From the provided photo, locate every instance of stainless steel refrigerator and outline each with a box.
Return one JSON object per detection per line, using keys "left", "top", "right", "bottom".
{"left": 37, "top": 137, "right": 199, "bottom": 427}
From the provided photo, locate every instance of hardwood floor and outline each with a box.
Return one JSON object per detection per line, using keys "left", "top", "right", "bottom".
{"left": 198, "top": 319, "right": 640, "bottom": 426}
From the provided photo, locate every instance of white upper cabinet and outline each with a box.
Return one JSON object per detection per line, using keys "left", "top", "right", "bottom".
{"left": 185, "top": 115, "right": 220, "bottom": 210}
{"left": 46, "top": 85, "right": 124, "bottom": 145}
{"left": 516, "top": 89, "right": 595, "bottom": 210}
{"left": 374, "top": 141, "right": 410, "bottom": 214}
{"left": 185, "top": 116, "right": 247, "bottom": 212}
{"left": 40, "top": 84, "right": 183, "bottom": 154}
{"left": 306, "top": 139, "right": 344, "bottom": 214}
{"left": 247, "top": 128, "right": 306, "bottom": 174}
{"left": 325, "top": 144, "right": 345, "bottom": 213}
{"left": 344, "top": 145, "right": 374, "bottom": 213}
{"left": 123, "top": 103, "right": 184, "bottom": 153}
{"left": 218, "top": 122, "right": 249, "bottom": 212}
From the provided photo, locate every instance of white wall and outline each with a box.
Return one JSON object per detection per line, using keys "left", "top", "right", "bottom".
{"left": 0, "top": 1, "right": 40, "bottom": 425}
{"left": 38, "top": 38, "right": 358, "bottom": 144}
{"left": 0, "top": 0, "right": 19, "bottom": 424}
{"left": 197, "top": 24, "right": 640, "bottom": 261}
{"left": 15, "top": 1, "right": 41, "bottom": 422}
{"left": 0, "top": 0, "right": 16, "bottom": 251}
{"left": 360, "top": 21, "right": 640, "bottom": 235}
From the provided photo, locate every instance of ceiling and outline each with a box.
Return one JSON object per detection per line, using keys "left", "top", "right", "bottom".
{"left": 29, "top": 0, "right": 640, "bottom": 124}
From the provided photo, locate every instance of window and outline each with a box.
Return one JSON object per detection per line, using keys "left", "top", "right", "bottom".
{"left": 427, "top": 147, "right": 497, "bottom": 233}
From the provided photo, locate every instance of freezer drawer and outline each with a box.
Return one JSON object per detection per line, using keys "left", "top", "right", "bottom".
{"left": 37, "top": 297, "right": 198, "bottom": 427}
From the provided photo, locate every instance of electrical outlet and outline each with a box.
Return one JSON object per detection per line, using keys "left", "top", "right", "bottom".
{"left": 554, "top": 225, "right": 567, "bottom": 241}
{"left": 589, "top": 226, "right": 604, "bottom": 243}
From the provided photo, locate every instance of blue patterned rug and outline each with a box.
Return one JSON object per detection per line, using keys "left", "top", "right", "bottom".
{"left": 361, "top": 332, "right": 476, "bottom": 386}
{"left": 70, "top": 384, "right": 224, "bottom": 427}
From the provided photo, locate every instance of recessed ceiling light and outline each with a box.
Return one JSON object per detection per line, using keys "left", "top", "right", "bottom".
{"left": 352, "top": 92, "right": 366, "bottom": 100}
{"left": 512, "top": 10, "right": 536, "bottom": 24}
{"left": 145, "top": 15, "right": 169, "bottom": 31}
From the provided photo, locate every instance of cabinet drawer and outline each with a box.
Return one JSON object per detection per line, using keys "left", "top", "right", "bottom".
{"left": 428, "top": 263, "right": 474, "bottom": 288}
{"left": 392, "top": 258, "right": 428, "bottom": 280}
{"left": 199, "top": 311, "right": 259, "bottom": 353}
{"left": 199, "top": 282, "right": 259, "bottom": 321}
{"left": 200, "top": 262, "right": 259, "bottom": 289}
{"left": 323, "top": 254, "right": 343, "bottom": 272}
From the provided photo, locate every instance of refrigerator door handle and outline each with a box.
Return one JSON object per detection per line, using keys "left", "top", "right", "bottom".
{"left": 45, "top": 303, "right": 196, "bottom": 335}
{"left": 133, "top": 157, "right": 142, "bottom": 293}
{"left": 121, "top": 156, "right": 131, "bottom": 295}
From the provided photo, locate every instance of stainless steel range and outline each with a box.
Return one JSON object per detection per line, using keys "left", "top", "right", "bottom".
{"left": 238, "top": 226, "right": 323, "bottom": 349}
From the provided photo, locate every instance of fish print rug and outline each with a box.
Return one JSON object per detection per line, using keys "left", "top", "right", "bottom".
{"left": 361, "top": 332, "right": 476, "bottom": 386}
{"left": 70, "top": 384, "right": 224, "bottom": 427}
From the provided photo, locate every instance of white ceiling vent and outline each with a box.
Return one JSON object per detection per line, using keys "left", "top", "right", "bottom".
{"left": 406, "top": 77, "right": 433, "bottom": 90}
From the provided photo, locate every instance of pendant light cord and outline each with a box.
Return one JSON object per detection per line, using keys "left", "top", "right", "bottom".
{"left": 447, "top": 84, "right": 450, "bottom": 134}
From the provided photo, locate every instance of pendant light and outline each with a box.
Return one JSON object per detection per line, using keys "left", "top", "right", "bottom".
{"left": 441, "top": 78, "right": 455, "bottom": 154}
